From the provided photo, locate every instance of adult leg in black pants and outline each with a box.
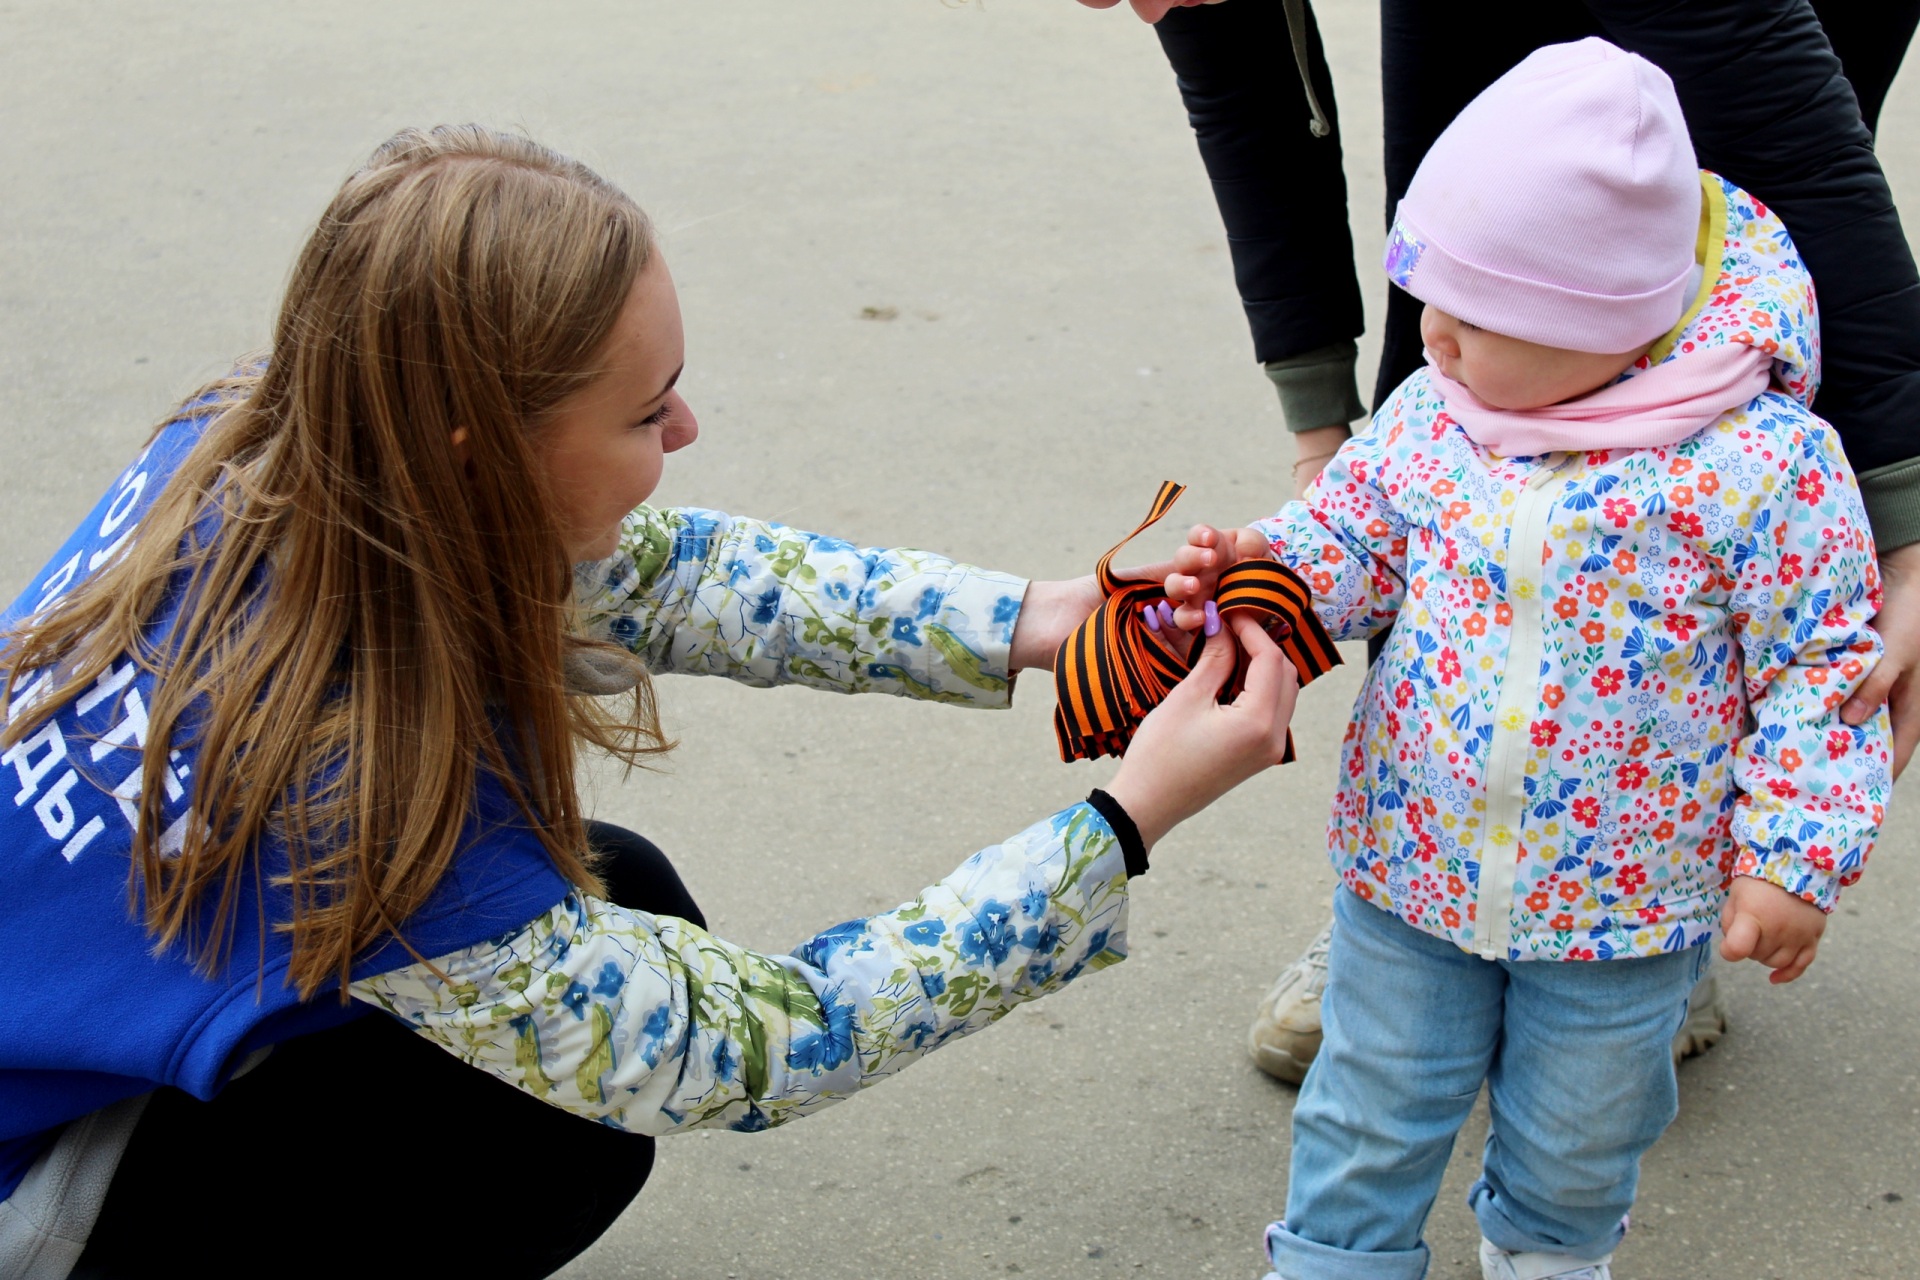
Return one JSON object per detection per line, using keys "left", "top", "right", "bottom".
{"left": 1153, "top": 0, "right": 1365, "bottom": 373}
{"left": 1371, "top": 0, "right": 1603, "bottom": 411}
{"left": 70, "top": 822, "right": 701, "bottom": 1280}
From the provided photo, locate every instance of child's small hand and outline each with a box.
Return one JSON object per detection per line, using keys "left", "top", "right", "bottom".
{"left": 1719, "top": 876, "right": 1827, "bottom": 984}
{"left": 1164, "top": 525, "right": 1273, "bottom": 631}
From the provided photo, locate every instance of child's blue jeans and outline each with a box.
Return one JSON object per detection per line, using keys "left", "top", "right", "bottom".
{"left": 1263, "top": 886, "right": 1713, "bottom": 1280}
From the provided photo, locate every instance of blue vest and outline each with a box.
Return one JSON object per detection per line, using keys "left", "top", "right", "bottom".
{"left": 0, "top": 413, "right": 571, "bottom": 1197}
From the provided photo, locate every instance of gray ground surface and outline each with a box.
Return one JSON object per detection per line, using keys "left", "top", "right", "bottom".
{"left": 4, "top": 2, "right": 1917, "bottom": 1276}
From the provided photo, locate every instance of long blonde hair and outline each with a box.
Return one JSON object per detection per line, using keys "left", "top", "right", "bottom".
{"left": 1, "top": 125, "right": 670, "bottom": 998}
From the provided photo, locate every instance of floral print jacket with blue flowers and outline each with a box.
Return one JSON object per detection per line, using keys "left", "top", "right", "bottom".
{"left": 351, "top": 506, "right": 1132, "bottom": 1133}
{"left": 1259, "top": 175, "right": 1892, "bottom": 963}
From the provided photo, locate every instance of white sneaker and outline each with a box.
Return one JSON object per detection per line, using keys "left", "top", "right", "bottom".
{"left": 1247, "top": 920, "right": 1332, "bottom": 1083}
{"left": 1479, "top": 1238, "right": 1612, "bottom": 1280}
{"left": 1671, "top": 969, "right": 1727, "bottom": 1064}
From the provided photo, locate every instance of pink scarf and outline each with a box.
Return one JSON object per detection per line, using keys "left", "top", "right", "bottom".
{"left": 1425, "top": 340, "right": 1773, "bottom": 457}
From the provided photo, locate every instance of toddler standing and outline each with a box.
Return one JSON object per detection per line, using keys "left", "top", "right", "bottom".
{"left": 1166, "top": 39, "right": 1891, "bottom": 1280}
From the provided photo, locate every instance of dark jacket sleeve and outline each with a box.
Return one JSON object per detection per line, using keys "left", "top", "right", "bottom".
{"left": 1592, "top": 0, "right": 1920, "bottom": 549}
{"left": 1154, "top": 1, "right": 1364, "bottom": 371}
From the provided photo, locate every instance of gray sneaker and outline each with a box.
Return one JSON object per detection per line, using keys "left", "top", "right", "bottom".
{"left": 1480, "top": 1239, "right": 1612, "bottom": 1280}
{"left": 1247, "top": 920, "right": 1333, "bottom": 1084}
{"left": 1672, "top": 968, "right": 1728, "bottom": 1064}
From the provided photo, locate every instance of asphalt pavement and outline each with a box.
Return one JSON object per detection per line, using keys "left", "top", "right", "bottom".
{"left": 3, "top": 2, "right": 1916, "bottom": 1276}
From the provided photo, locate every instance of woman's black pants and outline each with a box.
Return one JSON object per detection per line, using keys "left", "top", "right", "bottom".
{"left": 71, "top": 823, "right": 702, "bottom": 1280}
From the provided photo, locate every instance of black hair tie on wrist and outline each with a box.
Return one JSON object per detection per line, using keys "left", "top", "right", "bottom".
{"left": 1086, "top": 788, "right": 1149, "bottom": 879}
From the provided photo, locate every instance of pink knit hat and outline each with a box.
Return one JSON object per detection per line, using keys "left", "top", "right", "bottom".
{"left": 1383, "top": 38, "right": 1700, "bottom": 355}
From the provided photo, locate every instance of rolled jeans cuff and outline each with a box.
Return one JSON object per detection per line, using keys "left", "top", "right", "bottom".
{"left": 1264, "top": 340, "right": 1365, "bottom": 434}
{"left": 1262, "top": 1220, "right": 1430, "bottom": 1280}
{"left": 1469, "top": 1180, "right": 1625, "bottom": 1261}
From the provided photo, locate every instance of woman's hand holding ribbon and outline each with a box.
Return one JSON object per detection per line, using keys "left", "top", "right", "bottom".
{"left": 1104, "top": 615, "right": 1299, "bottom": 850}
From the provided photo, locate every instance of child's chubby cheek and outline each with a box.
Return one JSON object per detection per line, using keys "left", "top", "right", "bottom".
{"left": 1422, "top": 304, "right": 1649, "bottom": 410}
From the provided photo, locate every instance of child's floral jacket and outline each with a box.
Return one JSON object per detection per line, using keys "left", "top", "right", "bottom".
{"left": 1258, "top": 174, "right": 1892, "bottom": 962}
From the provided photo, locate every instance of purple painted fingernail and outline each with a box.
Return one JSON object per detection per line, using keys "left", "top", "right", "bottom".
{"left": 1141, "top": 602, "right": 1161, "bottom": 632}
{"left": 1203, "top": 600, "right": 1221, "bottom": 637}
{"left": 1158, "top": 601, "right": 1176, "bottom": 629}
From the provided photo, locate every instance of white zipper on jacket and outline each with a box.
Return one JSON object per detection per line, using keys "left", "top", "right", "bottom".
{"left": 1471, "top": 456, "right": 1575, "bottom": 960}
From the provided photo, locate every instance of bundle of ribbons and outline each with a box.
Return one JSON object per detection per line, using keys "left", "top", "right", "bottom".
{"left": 1052, "top": 481, "right": 1341, "bottom": 764}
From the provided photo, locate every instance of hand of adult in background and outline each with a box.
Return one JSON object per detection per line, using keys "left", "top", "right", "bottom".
{"left": 1843, "top": 541, "right": 1920, "bottom": 777}
{"left": 1073, "top": 0, "right": 1225, "bottom": 25}
{"left": 1105, "top": 613, "right": 1299, "bottom": 848}
{"left": 1291, "top": 424, "right": 1352, "bottom": 499}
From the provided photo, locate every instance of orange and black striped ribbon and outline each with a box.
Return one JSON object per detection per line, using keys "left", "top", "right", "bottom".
{"left": 1053, "top": 481, "right": 1341, "bottom": 764}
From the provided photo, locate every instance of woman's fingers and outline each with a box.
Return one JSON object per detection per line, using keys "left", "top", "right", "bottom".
{"left": 1864, "top": 657, "right": 1920, "bottom": 778}
{"left": 1171, "top": 614, "right": 1237, "bottom": 702}
{"left": 1841, "top": 655, "right": 1898, "bottom": 723}
{"left": 1104, "top": 619, "right": 1299, "bottom": 849}
{"left": 1228, "top": 614, "right": 1298, "bottom": 706}
{"left": 1841, "top": 651, "right": 1910, "bottom": 775}
{"left": 1845, "top": 543, "right": 1920, "bottom": 776}
{"left": 1137, "top": 603, "right": 1190, "bottom": 661}
{"left": 1889, "top": 672, "right": 1920, "bottom": 778}
{"left": 1227, "top": 615, "right": 1299, "bottom": 759}
{"left": 1226, "top": 608, "right": 1279, "bottom": 661}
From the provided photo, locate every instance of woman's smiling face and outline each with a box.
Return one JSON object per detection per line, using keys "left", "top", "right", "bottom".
{"left": 536, "top": 254, "right": 699, "bottom": 563}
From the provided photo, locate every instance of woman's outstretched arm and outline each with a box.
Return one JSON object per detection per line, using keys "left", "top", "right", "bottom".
{"left": 352, "top": 802, "right": 1132, "bottom": 1135}
{"left": 352, "top": 617, "right": 1295, "bottom": 1136}
{"left": 577, "top": 505, "right": 1028, "bottom": 706}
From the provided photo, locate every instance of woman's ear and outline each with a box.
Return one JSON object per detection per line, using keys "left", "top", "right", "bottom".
{"left": 448, "top": 427, "right": 480, "bottom": 482}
